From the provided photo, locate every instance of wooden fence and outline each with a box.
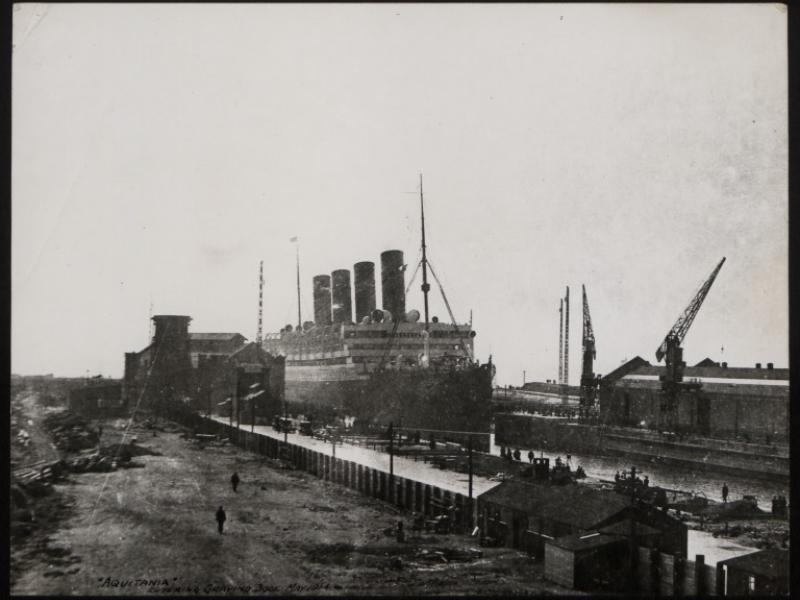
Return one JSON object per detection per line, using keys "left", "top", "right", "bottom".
{"left": 197, "top": 418, "right": 476, "bottom": 531}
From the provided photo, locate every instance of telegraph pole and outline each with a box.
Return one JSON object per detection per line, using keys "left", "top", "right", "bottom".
{"left": 388, "top": 422, "right": 394, "bottom": 487}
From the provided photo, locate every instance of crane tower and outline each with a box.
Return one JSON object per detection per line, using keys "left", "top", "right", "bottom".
{"left": 580, "top": 284, "right": 598, "bottom": 418}
{"left": 655, "top": 257, "right": 726, "bottom": 431}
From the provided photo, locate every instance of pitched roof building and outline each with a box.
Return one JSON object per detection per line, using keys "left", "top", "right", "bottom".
{"left": 598, "top": 356, "right": 789, "bottom": 440}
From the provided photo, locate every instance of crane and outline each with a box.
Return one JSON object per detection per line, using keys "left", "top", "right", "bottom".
{"left": 655, "top": 257, "right": 726, "bottom": 430}
{"left": 579, "top": 284, "right": 597, "bottom": 418}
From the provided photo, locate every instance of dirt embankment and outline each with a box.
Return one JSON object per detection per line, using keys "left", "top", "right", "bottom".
{"left": 12, "top": 404, "right": 568, "bottom": 596}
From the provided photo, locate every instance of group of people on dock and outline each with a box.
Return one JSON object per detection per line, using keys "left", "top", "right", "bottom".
{"left": 501, "top": 446, "right": 547, "bottom": 463}
{"left": 614, "top": 468, "right": 649, "bottom": 488}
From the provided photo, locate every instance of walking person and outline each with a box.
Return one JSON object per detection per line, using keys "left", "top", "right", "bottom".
{"left": 527, "top": 450, "right": 534, "bottom": 464}
{"left": 722, "top": 483, "right": 729, "bottom": 504}
{"left": 216, "top": 506, "right": 226, "bottom": 534}
{"left": 231, "top": 472, "right": 240, "bottom": 492}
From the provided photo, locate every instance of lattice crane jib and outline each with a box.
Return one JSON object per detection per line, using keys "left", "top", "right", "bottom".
{"left": 582, "top": 284, "right": 596, "bottom": 361}
{"left": 655, "top": 257, "right": 726, "bottom": 364}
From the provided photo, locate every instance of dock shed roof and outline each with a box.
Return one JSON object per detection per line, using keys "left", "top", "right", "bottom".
{"left": 718, "top": 548, "right": 789, "bottom": 579}
{"left": 547, "top": 532, "right": 626, "bottom": 552}
{"left": 479, "top": 480, "right": 632, "bottom": 530}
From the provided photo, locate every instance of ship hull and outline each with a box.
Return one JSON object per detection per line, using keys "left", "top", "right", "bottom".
{"left": 283, "top": 363, "right": 494, "bottom": 451}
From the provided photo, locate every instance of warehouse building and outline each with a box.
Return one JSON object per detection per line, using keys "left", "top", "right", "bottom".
{"left": 68, "top": 379, "right": 125, "bottom": 417}
{"left": 477, "top": 480, "right": 687, "bottom": 559}
{"left": 124, "top": 315, "right": 284, "bottom": 422}
{"left": 598, "top": 357, "right": 789, "bottom": 441}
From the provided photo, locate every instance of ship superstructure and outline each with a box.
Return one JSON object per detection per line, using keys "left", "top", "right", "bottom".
{"left": 262, "top": 177, "right": 493, "bottom": 447}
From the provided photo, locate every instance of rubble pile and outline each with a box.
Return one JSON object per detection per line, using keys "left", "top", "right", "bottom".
{"left": 66, "top": 442, "right": 159, "bottom": 473}
{"left": 43, "top": 411, "right": 100, "bottom": 452}
{"left": 305, "top": 541, "right": 484, "bottom": 571}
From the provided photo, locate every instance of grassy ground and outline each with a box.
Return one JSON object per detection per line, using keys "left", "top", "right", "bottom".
{"left": 11, "top": 399, "right": 570, "bottom": 596}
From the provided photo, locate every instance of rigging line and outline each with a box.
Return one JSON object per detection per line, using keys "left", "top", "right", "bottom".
{"left": 426, "top": 258, "right": 474, "bottom": 361}
{"left": 405, "top": 257, "right": 421, "bottom": 295}
{"left": 87, "top": 320, "right": 171, "bottom": 531}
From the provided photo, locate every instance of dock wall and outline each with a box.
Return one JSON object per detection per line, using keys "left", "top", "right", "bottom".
{"left": 495, "top": 413, "right": 789, "bottom": 481}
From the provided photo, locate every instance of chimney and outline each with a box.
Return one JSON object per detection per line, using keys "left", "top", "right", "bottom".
{"left": 767, "top": 362, "right": 774, "bottom": 370}
{"left": 721, "top": 362, "right": 728, "bottom": 368}
{"left": 755, "top": 363, "right": 762, "bottom": 369}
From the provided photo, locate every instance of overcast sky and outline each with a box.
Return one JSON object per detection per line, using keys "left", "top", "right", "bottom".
{"left": 12, "top": 4, "right": 787, "bottom": 385}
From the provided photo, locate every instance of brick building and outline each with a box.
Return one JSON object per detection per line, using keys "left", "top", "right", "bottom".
{"left": 124, "top": 315, "right": 284, "bottom": 422}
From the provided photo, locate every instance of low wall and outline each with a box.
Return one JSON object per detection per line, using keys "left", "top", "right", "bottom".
{"left": 494, "top": 413, "right": 603, "bottom": 453}
{"left": 196, "top": 418, "right": 476, "bottom": 531}
{"left": 495, "top": 413, "right": 789, "bottom": 481}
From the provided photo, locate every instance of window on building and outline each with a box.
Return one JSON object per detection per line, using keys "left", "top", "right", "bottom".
{"left": 748, "top": 575, "right": 756, "bottom": 593}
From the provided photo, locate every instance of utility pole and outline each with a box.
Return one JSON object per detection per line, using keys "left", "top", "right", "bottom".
{"left": 468, "top": 435, "right": 475, "bottom": 530}
{"left": 388, "top": 422, "right": 394, "bottom": 487}
{"left": 291, "top": 237, "right": 301, "bottom": 331}
{"left": 282, "top": 386, "right": 288, "bottom": 445}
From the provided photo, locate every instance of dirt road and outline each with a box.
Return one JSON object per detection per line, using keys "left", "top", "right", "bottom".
{"left": 11, "top": 417, "right": 567, "bottom": 596}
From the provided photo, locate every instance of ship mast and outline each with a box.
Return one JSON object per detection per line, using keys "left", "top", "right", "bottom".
{"left": 419, "top": 174, "right": 431, "bottom": 332}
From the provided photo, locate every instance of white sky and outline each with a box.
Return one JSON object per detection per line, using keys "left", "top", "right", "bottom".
{"left": 12, "top": 3, "right": 788, "bottom": 384}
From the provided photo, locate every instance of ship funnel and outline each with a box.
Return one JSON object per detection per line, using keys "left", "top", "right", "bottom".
{"left": 331, "top": 269, "right": 353, "bottom": 324}
{"left": 381, "top": 250, "right": 406, "bottom": 321}
{"left": 354, "top": 261, "right": 377, "bottom": 322}
{"left": 405, "top": 309, "right": 420, "bottom": 323}
{"left": 312, "top": 275, "right": 332, "bottom": 325}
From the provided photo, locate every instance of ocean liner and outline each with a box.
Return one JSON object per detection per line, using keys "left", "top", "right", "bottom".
{"left": 263, "top": 177, "right": 494, "bottom": 450}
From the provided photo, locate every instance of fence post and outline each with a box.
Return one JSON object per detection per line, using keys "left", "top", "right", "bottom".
{"left": 694, "top": 555, "right": 705, "bottom": 597}
{"left": 674, "top": 553, "right": 685, "bottom": 597}
{"left": 650, "top": 547, "right": 660, "bottom": 595}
